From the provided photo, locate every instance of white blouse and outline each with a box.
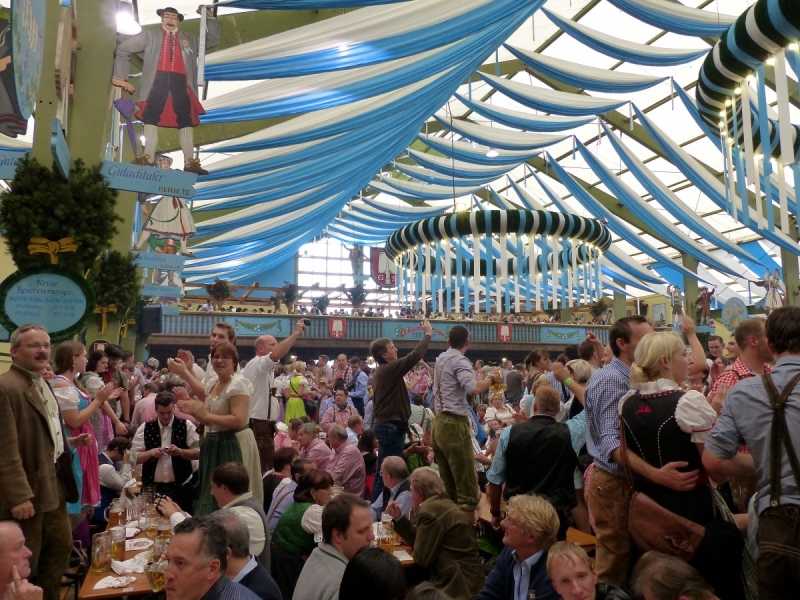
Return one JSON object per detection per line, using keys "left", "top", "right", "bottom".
{"left": 619, "top": 378, "right": 717, "bottom": 443}
{"left": 203, "top": 373, "right": 254, "bottom": 433}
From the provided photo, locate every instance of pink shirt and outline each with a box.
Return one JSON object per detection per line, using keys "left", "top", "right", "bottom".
{"left": 320, "top": 404, "right": 359, "bottom": 433}
{"left": 329, "top": 441, "right": 366, "bottom": 495}
{"left": 300, "top": 437, "right": 334, "bottom": 472}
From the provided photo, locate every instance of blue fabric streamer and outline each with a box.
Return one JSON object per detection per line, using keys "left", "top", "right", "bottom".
{"left": 504, "top": 44, "right": 667, "bottom": 93}
{"left": 206, "top": 0, "right": 544, "bottom": 80}
{"left": 541, "top": 8, "right": 707, "bottom": 66}
{"left": 606, "top": 0, "right": 734, "bottom": 37}
{"left": 455, "top": 93, "right": 594, "bottom": 132}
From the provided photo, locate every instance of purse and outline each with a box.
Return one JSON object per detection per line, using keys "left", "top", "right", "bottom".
{"left": 619, "top": 403, "right": 705, "bottom": 562}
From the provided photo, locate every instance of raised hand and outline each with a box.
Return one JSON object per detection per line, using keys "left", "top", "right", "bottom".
{"left": 9, "top": 566, "right": 43, "bottom": 600}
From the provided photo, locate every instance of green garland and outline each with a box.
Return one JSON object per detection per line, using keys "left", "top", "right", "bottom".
{"left": 91, "top": 250, "right": 140, "bottom": 318}
{"left": 0, "top": 157, "right": 120, "bottom": 274}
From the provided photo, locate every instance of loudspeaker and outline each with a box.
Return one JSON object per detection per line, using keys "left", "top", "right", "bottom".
{"left": 138, "top": 305, "right": 163, "bottom": 335}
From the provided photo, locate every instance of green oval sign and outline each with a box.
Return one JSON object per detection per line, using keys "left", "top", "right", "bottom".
{"left": 0, "top": 267, "right": 94, "bottom": 340}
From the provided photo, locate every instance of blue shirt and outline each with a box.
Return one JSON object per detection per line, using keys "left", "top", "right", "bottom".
{"left": 349, "top": 370, "right": 368, "bottom": 400}
{"left": 513, "top": 550, "right": 543, "bottom": 600}
{"left": 585, "top": 357, "right": 630, "bottom": 475}
{"left": 706, "top": 354, "right": 800, "bottom": 514}
{"left": 487, "top": 412, "right": 586, "bottom": 486}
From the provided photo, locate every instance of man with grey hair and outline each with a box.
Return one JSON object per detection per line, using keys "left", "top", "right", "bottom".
{"left": 386, "top": 467, "right": 483, "bottom": 598}
{"left": 328, "top": 425, "right": 366, "bottom": 495}
{"left": 166, "top": 517, "right": 258, "bottom": 600}
{"left": 0, "top": 521, "right": 42, "bottom": 600}
{"left": 209, "top": 511, "right": 281, "bottom": 600}
{"left": 298, "top": 423, "right": 333, "bottom": 471}
{"left": 0, "top": 325, "right": 77, "bottom": 600}
{"left": 371, "top": 456, "right": 412, "bottom": 521}
{"left": 242, "top": 321, "right": 305, "bottom": 473}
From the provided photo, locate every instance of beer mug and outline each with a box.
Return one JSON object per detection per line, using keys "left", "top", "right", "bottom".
{"left": 90, "top": 532, "right": 111, "bottom": 573}
{"left": 110, "top": 527, "right": 126, "bottom": 561}
{"left": 107, "top": 500, "right": 124, "bottom": 528}
{"left": 145, "top": 559, "right": 167, "bottom": 593}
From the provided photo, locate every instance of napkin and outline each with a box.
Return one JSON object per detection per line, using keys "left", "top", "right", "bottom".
{"left": 111, "top": 551, "right": 151, "bottom": 574}
{"left": 392, "top": 549, "right": 413, "bottom": 562}
{"left": 94, "top": 575, "right": 137, "bottom": 590}
{"left": 125, "top": 538, "right": 153, "bottom": 552}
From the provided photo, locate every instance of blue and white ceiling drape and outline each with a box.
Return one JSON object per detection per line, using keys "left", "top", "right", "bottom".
{"left": 184, "top": 0, "right": 545, "bottom": 282}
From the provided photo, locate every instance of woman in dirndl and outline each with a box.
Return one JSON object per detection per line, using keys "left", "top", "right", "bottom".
{"left": 170, "top": 341, "right": 262, "bottom": 514}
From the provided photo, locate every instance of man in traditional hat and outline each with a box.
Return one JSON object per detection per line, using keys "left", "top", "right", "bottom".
{"left": 112, "top": 6, "right": 220, "bottom": 175}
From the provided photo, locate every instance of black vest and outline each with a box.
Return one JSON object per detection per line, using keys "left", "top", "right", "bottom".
{"left": 142, "top": 417, "right": 192, "bottom": 486}
{"left": 504, "top": 415, "right": 577, "bottom": 511}
{"left": 382, "top": 478, "right": 411, "bottom": 513}
{"left": 621, "top": 388, "right": 712, "bottom": 525}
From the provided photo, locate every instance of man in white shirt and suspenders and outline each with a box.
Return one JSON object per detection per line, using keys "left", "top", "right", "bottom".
{"left": 243, "top": 321, "right": 305, "bottom": 473}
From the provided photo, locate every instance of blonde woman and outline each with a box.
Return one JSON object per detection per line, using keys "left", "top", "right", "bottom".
{"left": 620, "top": 331, "right": 743, "bottom": 600}
{"left": 284, "top": 360, "right": 308, "bottom": 421}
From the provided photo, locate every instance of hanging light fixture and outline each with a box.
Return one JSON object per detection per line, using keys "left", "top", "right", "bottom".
{"left": 116, "top": 0, "right": 142, "bottom": 35}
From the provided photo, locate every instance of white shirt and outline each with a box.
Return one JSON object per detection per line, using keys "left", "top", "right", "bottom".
{"left": 132, "top": 416, "right": 199, "bottom": 483}
{"left": 242, "top": 353, "right": 279, "bottom": 421}
{"left": 32, "top": 374, "right": 64, "bottom": 462}
{"left": 169, "top": 492, "right": 266, "bottom": 557}
{"left": 222, "top": 492, "right": 266, "bottom": 556}
{"left": 98, "top": 453, "right": 128, "bottom": 492}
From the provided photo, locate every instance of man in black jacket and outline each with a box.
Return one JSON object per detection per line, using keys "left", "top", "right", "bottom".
{"left": 486, "top": 386, "right": 578, "bottom": 535}
{"left": 212, "top": 511, "right": 281, "bottom": 600}
{"left": 369, "top": 320, "right": 432, "bottom": 500}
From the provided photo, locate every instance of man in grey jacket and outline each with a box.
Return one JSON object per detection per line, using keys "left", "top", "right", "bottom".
{"left": 292, "top": 494, "right": 374, "bottom": 600}
{"left": 112, "top": 6, "right": 220, "bottom": 174}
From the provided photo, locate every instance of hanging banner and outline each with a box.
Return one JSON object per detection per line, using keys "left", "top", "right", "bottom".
{"left": 225, "top": 315, "right": 291, "bottom": 338}
{"left": 0, "top": 149, "right": 25, "bottom": 178}
{"left": 370, "top": 246, "right": 396, "bottom": 287}
{"left": 540, "top": 326, "right": 586, "bottom": 345}
{"left": 11, "top": 0, "right": 46, "bottom": 122}
{"left": 0, "top": 10, "right": 26, "bottom": 137}
{"left": 497, "top": 322, "right": 512, "bottom": 343}
{"left": 100, "top": 161, "right": 197, "bottom": 198}
{"left": 328, "top": 317, "right": 347, "bottom": 339}
{"left": 721, "top": 297, "right": 747, "bottom": 331}
{"left": 0, "top": 267, "right": 93, "bottom": 340}
{"left": 381, "top": 321, "right": 451, "bottom": 340}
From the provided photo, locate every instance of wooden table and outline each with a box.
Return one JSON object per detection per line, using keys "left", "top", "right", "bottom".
{"left": 78, "top": 537, "right": 155, "bottom": 600}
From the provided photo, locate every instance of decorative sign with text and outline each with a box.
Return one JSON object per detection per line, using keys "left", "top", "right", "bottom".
{"left": 224, "top": 316, "right": 291, "bottom": 338}
{"left": 539, "top": 326, "right": 586, "bottom": 346}
{"left": 0, "top": 267, "right": 93, "bottom": 340}
{"left": 0, "top": 149, "right": 26, "bottom": 179}
{"left": 101, "top": 161, "right": 197, "bottom": 198}
{"left": 381, "top": 321, "right": 450, "bottom": 341}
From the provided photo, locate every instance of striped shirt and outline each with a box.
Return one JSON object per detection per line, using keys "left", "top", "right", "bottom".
{"left": 585, "top": 357, "right": 630, "bottom": 475}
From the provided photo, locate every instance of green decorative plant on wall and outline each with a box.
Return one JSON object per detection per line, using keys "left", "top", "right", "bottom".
{"left": 0, "top": 157, "right": 120, "bottom": 274}
{"left": 92, "top": 251, "right": 140, "bottom": 334}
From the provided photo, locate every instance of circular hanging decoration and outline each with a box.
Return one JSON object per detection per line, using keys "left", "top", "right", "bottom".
{"left": 695, "top": 0, "right": 800, "bottom": 153}
{"left": 385, "top": 209, "right": 612, "bottom": 315}
{"left": 385, "top": 208, "right": 611, "bottom": 260}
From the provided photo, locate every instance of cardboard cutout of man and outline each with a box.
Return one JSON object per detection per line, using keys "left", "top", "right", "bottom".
{"left": 112, "top": 6, "right": 219, "bottom": 175}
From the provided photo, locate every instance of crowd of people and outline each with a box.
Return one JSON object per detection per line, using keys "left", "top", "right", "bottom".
{"left": 1, "top": 304, "right": 798, "bottom": 600}
{"left": 184, "top": 300, "right": 600, "bottom": 325}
